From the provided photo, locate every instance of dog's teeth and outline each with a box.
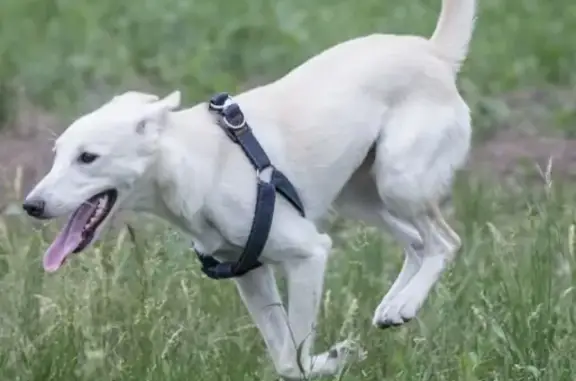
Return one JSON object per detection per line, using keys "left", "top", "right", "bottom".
{"left": 84, "top": 194, "right": 110, "bottom": 232}
{"left": 95, "top": 196, "right": 107, "bottom": 217}
{"left": 99, "top": 196, "right": 107, "bottom": 209}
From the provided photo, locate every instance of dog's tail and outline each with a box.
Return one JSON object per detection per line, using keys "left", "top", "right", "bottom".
{"left": 429, "top": 0, "right": 477, "bottom": 73}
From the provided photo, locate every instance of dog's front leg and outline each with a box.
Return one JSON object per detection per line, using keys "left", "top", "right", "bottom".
{"left": 276, "top": 233, "right": 363, "bottom": 379}
{"left": 235, "top": 217, "right": 364, "bottom": 379}
{"left": 234, "top": 255, "right": 336, "bottom": 380}
{"left": 232, "top": 264, "right": 294, "bottom": 375}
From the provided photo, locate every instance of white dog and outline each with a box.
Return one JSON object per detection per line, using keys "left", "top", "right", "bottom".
{"left": 23, "top": 0, "right": 476, "bottom": 378}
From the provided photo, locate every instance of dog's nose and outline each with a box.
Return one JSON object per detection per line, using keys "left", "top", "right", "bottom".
{"left": 22, "top": 198, "right": 46, "bottom": 219}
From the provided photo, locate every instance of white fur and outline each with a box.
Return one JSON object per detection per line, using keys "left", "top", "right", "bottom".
{"left": 25, "top": 0, "right": 476, "bottom": 378}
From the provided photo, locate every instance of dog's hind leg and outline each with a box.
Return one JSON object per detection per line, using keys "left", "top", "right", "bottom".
{"left": 372, "top": 211, "right": 458, "bottom": 327}
{"left": 370, "top": 98, "right": 468, "bottom": 328}
{"left": 336, "top": 181, "right": 454, "bottom": 329}
{"left": 377, "top": 211, "right": 424, "bottom": 306}
{"left": 334, "top": 161, "right": 426, "bottom": 316}
{"left": 429, "top": 202, "right": 461, "bottom": 248}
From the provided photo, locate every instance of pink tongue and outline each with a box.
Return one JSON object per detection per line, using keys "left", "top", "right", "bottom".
{"left": 43, "top": 202, "right": 97, "bottom": 272}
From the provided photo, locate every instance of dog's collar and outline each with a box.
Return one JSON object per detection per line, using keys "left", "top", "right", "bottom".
{"left": 193, "top": 92, "right": 306, "bottom": 280}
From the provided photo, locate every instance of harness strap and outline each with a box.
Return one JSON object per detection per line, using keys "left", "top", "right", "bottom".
{"left": 197, "top": 179, "right": 276, "bottom": 279}
{"left": 194, "top": 92, "right": 306, "bottom": 280}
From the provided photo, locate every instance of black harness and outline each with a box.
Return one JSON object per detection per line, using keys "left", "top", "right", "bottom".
{"left": 193, "top": 92, "right": 306, "bottom": 280}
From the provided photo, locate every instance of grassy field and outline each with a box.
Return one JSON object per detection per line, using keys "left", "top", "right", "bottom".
{"left": 1, "top": 0, "right": 576, "bottom": 380}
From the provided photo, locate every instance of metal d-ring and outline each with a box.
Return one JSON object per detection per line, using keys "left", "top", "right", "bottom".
{"left": 222, "top": 103, "right": 247, "bottom": 130}
{"left": 256, "top": 165, "right": 274, "bottom": 184}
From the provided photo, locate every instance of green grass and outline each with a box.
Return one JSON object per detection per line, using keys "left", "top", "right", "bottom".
{"left": 2, "top": 177, "right": 576, "bottom": 380}
{"left": 2, "top": 0, "right": 576, "bottom": 379}
{"left": 1, "top": 0, "right": 576, "bottom": 130}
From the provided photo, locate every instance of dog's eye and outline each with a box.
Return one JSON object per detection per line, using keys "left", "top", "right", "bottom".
{"left": 78, "top": 152, "right": 99, "bottom": 164}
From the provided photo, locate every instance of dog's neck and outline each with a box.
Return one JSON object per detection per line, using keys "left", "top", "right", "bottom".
{"left": 124, "top": 106, "right": 226, "bottom": 248}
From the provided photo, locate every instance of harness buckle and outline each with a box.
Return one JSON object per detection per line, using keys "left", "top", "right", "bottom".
{"left": 219, "top": 103, "right": 249, "bottom": 143}
{"left": 222, "top": 103, "right": 247, "bottom": 130}
{"left": 208, "top": 92, "right": 230, "bottom": 111}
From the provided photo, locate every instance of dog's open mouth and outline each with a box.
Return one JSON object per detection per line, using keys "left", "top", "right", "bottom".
{"left": 43, "top": 189, "right": 118, "bottom": 272}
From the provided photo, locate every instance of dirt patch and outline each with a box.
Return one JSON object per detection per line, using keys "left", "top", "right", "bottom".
{"left": 468, "top": 86, "right": 576, "bottom": 183}
{"left": 469, "top": 130, "right": 576, "bottom": 182}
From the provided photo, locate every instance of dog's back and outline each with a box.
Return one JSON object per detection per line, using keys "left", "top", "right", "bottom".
{"left": 221, "top": 0, "right": 476, "bottom": 220}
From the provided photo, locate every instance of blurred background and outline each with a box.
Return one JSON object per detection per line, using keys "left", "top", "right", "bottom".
{"left": 1, "top": 0, "right": 576, "bottom": 380}
{"left": 1, "top": 0, "right": 575, "bottom": 202}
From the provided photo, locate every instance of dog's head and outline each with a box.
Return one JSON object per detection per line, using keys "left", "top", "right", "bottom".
{"left": 23, "top": 90, "right": 181, "bottom": 272}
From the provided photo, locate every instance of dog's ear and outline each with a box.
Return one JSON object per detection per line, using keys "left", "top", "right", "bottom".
{"left": 136, "top": 90, "right": 182, "bottom": 136}
{"left": 113, "top": 91, "right": 160, "bottom": 105}
{"left": 155, "top": 90, "right": 181, "bottom": 111}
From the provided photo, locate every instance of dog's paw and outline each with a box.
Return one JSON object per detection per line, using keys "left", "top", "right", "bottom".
{"left": 372, "top": 292, "right": 422, "bottom": 329}
{"left": 310, "top": 339, "right": 366, "bottom": 377}
{"left": 327, "top": 339, "right": 367, "bottom": 363}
